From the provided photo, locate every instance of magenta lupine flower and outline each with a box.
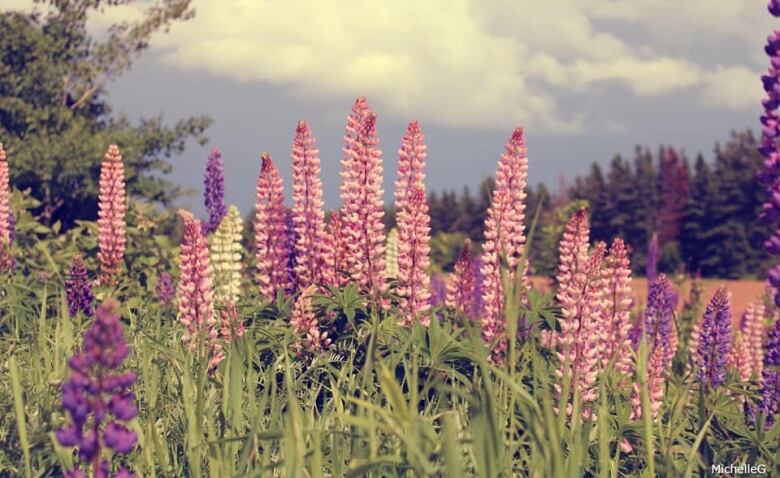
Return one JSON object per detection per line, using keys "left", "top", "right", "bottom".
{"left": 0, "top": 143, "right": 12, "bottom": 272}
{"left": 254, "top": 153, "right": 293, "bottom": 299}
{"left": 643, "top": 275, "right": 676, "bottom": 364}
{"left": 202, "top": 147, "right": 227, "bottom": 235}
{"left": 155, "top": 272, "right": 175, "bottom": 306}
{"left": 696, "top": 288, "right": 732, "bottom": 392}
{"left": 322, "top": 211, "right": 349, "bottom": 287}
{"left": 66, "top": 255, "right": 94, "bottom": 318}
{"left": 598, "top": 238, "right": 634, "bottom": 376}
{"left": 396, "top": 186, "right": 432, "bottom": 325}
{"left": 480, "top": 191, "right": 510, "bottom": 359}
{"left": 97, "top": 145, "right": 126, "bottom": 286}
{"left": 291, "top": 121, "right": 328, "bottom": 288}
{"left": 446, "top": 239, "right": 476, "bottom": 318}
{"left": 646, "top": 232, "right": 659, "bottom": 284}
{"left": 758, "top": 3, "right": 780, "bottom": 306}
{"left": 760, "top": 318, "right": 780, "bottom": 422}
{"left": 176, "top": 210, "right": 223, "bottom": 369}
{"left": 339, "top": 98, "right": 387, "bottom": 303}
{"left": 55, "top": 299, "right": 137, "bottom": 478}
{"left": 290, "top": 287, "right": 331, "bottom": 354}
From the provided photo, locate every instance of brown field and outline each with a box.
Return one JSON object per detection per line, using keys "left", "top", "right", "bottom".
{"left": 530, "top": 276, "right": 768, "bottom": 321}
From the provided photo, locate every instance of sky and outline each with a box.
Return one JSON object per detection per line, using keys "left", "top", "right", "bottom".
{"left": 6, "top": 0, "right": 777, "bottom": 215}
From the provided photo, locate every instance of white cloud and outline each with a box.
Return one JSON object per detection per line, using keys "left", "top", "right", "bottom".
{"left": 5, "top": 0, "right": 769, "bottom": 130}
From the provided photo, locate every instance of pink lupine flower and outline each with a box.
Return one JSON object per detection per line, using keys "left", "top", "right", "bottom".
{"left": 219, "top": 303, "right": 245, "bottom": 342}
{"left": 290, "top": 287, "right": 331, "bottom": 354}
{"left": 291, "top": 121, "right": 328, "bottom": 288}
{"left": 480, "top": 190, "right": 510, "bottom": 360}
{"left": 492, "top": 127, "right": 530, "bottom": 286}
{"left": 254, "top": 152, "right": 293, "bottom": 299}
{"left": 598, "top": 238, "right": 634, "bottom": 376}
{"left": 0, "top": 143, "right": 12, "bottom": 272}
{"left": 339, "top": 98, "right": 387, "bottom": 303}
{"left": 554, "top": 210, "right": 604, "bottom": 419}
{"left": 446, "top": 239, "right": 476, "bottom": 318}
{"left": 176, "top": 210, "right": 223, "bottom": 369}
{"left": 395, "top": 121, "right": 427, "bottom": 209}
{"left": 730, "top": 331, "right": 753, "bottom": 381}
{"left": 97, "top": 145, "right": 126, "bottom": 286}
{"left": 630, "top": 345, "right": 666, "bottom": 421}
{"left": 396, "top": 187, "right": 432, "bottom": 325}
{"left": 322, "top": 211, "right": 349, "bottom": 287}
{"left": 743, "top": 302, "right": 767, "bottom": 377}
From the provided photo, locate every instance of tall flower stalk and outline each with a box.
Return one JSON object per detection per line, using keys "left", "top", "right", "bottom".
{"left": 176, "top": 210, "right": 223, "bottom": 369}
{"left": 211, "top": 205, "right": 243, "bottom": 306}
{"left": 97, "top": 145, "right": 126, "bottom": 286}
{"left": 0, "top": 143, "right": 12, "bottom": 272}
{"left": 203, "top": 147, "right": 227, "bottom": 235}
{"left": 480, "top": 191, "right": 510, "bottom": 358}
{"left": 446, "top": 239, "right": 476, "bottom": 318}
{"left": 339, "top": 98, "right": 387, "bottom": 303}
{"left": 696, "top": 288, "right": 732, "bottom": 392}
{"left": 396, "top": 187, "right": 432, "bottom": 325}
{"left": 598, "top": 238, "right": 634, "bottom": 376}
{"left": 291, "top": 121, "right": 327, "bottom": 288}
{"left": 759, "top": 2, "right": 780, "bottom": 306}
{"left": 254, "top": 153, "right": 293, "bottom": 299}
{"left": 554, "top": 210, "right": 603, "bottom": 418}
{"left": 55, "top": 299, "right": 137, "bottom": 477}
{"left": 395, "top": 121, "right": 431, "bottom": 325}
{"left": 66, "top": 254, "right": 94, "bottom": 318}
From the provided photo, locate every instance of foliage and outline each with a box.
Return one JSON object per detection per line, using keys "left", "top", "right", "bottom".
{"left": 0, "top": 2, "right": 210, "bottom": 228}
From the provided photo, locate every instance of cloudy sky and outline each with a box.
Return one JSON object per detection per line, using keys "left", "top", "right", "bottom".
{"left": 8, "top": 0, "right": 776, "bottom": 214}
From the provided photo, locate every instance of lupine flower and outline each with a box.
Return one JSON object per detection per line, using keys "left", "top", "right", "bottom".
{"left": 385, "top": 228, "right": 399, "bottom": 279}
{"left": 284, "top": 209, "right": 299, "bottom": 292}
{"left": 55, "top": 299, "right": 137, "bottom": 477}
{"left": 598, "top": 238, "right": 634, "bottom": 376}
{"left": 554, "top": 210, "right": 603, "bottom": 418}
{"left": 66, "top": 254, "right": 94, "bottom": 318}
{"left": 743, "top": 302, "right": 767, "bottom": 377}
{"left": 446, "top": 239, "right": 476, "bottom": 318}
{"left": 759, "top": 317, "right": 780, "bottom": 422}
{"left": 0, "top": 143, "right": 12, "bottom": 272}
{"left": 492, "top": 127, "right": 530, "bottom": 287}
{"left": 730, "top": 331, "right": 753, "bottom": 381}
{"left": 254, "top": 153, "right": 293, "bottom": 299}
{"left": 97, "top": 145, "right": 126, "bottom": 286}
{"left": 290, "top": 287, "right": 331, "bottom": 354}
{"left": 202, "top": 147, "right": 227, "bottom": 235}
{"left": 339, "top": 98, "right": 387, "bottom": 303}
{"left": 210, "top": 205, "right": 244, "bottom": 306}
{"left": 696, "top": 288, "right": 732, "bottom": 392}
{"left": 291, "top": 121, "right": 328, "bottom": 288}
{"left": 219, "top": 302, "right": 245, "bottom": 341}
{"left": 396, "top": 186, "right": 432, "bottom": 325}
{"left": 472, "top": 254, "right": 485, "bottom": 315}
{"left": 395, "top": 121, "right": 427, "bottom": 210}
{"left": 629, "top": 277, "right": 676, "bottom": 421}
{"left": 155, "top": 272, "right": 175, "bottom": 305}
{"left": 176, "top": 210, "right": 223, "bottom": 369}
{"left": 758, "top": 4, "right": 780, "bottom": 306}
{"left": 480, "top": 191, "right": 510, "bottom": 359}
{"left": 322, "top": 211, "right": 349, "bottom": 287}
{"left": 646, "top": 232, "right": 659, "bottom": 284}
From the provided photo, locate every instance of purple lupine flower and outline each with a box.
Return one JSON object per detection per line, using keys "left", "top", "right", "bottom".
{"left": 56, "top": 299, "right": 137, "bottom": 477}
{"left": 429, "top": 275, "right": 446, "bottom": 307}
{"left": 203, "top": 147, "right": 227, "bottom": 235}
{"left": 628, "top": 310, "right": 645, "bottom": 351}
{"left": 760, "top": 318, "right": 780, "bottom": 422}
{"left": 758, "top": 3, "right": 780, "bottom": 307}
{"left": 696, "top": 288, "right": 732, "bottom": 392}
{"left": 66, "top": 255, "right": 94, "bottom": 318}
{"left": 646, "top": 232, "right": 659, "bottom": 284}
{"left": 155, "top": 272, "right": 175, "bottom": 305}
{"left": 643, "top": 275, "right": 675, "bottom": 363}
